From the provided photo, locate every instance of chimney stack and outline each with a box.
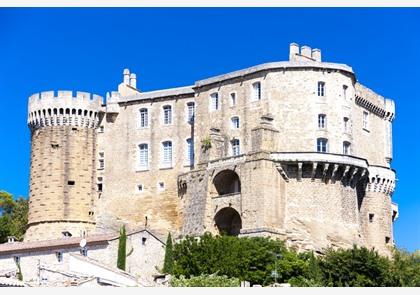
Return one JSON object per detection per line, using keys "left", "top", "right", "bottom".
{"left": 129, "top": 73, "right": 137, "bottom": 88}
{"left": 301, "top": 45, "right": 312, "bottom": 59}
{"left": 289, "top": 42, "right": 299, "bottom": 61}
{"left": 312, "top": 48, "right": 322, "bottom": 62}
{"left": 123, "top": 68, "right": 130, "bottom": 85}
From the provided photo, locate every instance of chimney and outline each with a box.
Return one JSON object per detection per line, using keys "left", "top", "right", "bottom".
{"left": 289, "top": 42, "right": 299, "bottom": 61}
{"left": 312, "top": 48, "right": 322, "bottom": 62}
{"left": 123, "top": 68, "right": 130, "bottom": 84}
{"left": 129, "top": 73, "right": 137, "bottom": 88}
{"left": 301, "top": 45, "right": 312, "bottom": 59}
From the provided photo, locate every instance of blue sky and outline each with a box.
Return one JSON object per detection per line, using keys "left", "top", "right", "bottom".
{"left": 0, "top": 8, "right": 418, "bottom": 252}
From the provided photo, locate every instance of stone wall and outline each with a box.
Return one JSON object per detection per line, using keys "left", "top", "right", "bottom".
{"left": 25, "top": 125, "right": 97, "bottom": 241}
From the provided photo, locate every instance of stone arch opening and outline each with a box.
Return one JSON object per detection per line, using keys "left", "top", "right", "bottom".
{"left": 213, "top": 170, "right": 241, "bottom": 195}
{"left": 214, "top": 207, "right": 242, "bottom": 236}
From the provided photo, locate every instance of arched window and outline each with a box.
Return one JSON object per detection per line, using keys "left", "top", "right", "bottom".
{"left": 318, "top": 81, "right": 325, "bottom": 97}
{"left": 343, "top": 141, "right": 351, "bottom": 155}
{"left": 343, "top": 117, "right": 350, "bottom": 133}
{"left": 186, "top": 102, "right": 195, "bottom": 122}
{"left": 139, "top": 144, "right": 149, "bottom": 169}
{"left": 317, "top": 138, "right": 328, "bottom": 153}
{"left": 252, "top": 82, "right": 261, "bottom": 101}
{"left": 230, "top": 92, "right": 237, "bottom": 106}
{"left": 162, "top": 141, "right": 172, "bottom": 167}
{"left": 210, "top": 92, "right": 219, "bottom": 111}
{"left": 231, "top": 139, "right": 240, "bottom": 156}
{"left": 231, "top": 116, "right": 240, "bottom": 129}
{"left": 186, "top": 138, "right": 194, "bottom": 165}
{"left": 318, "top": 114, "right": 326, "bottom": 129}
{"left": 163, "top": 105, "right": 172, "bottom": 125}
{"left": 139, "top": 108, "right": 148, "bottom": 128}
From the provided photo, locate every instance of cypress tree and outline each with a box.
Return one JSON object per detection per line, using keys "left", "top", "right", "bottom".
{"left": 117, "top": 225, "right": 127, "bottom": 271}
{"left": 163, "top": 233, "right": 174, "bottom": 274}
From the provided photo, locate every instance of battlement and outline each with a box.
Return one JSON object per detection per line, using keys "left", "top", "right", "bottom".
{"left": 366, "top": 166, "right": 396, "bottom": 196}
{"left": 289, "top": 42, "right": 322, "bottom": 62}
{"left": 28, "top": 90, "right": 104, "bottom": 130}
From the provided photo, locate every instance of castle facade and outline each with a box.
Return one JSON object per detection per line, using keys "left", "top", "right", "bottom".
{"left": 25, "top": 43, "right": 398, "bottom": 256}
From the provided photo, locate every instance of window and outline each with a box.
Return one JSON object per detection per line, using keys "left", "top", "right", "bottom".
{"left": 369, "top": 213, "right": 374, "bottom": 223}
{"left": 97, "top": 177, "right": 103, "bottom": 192}
{"left": 210, "top": 92, "right": 219, "bottom": 111}
{"left": 137, "top": 184, "right": 143, "bottom": 192}
{"left": 56, "top": 251, "right": 63, "bottom": 263}
{"left": 98, "top": 152, "right": 104, "bottom": 169}
{"left": 67, "top": 180, "right": 75, "bottom": 186}
{"left": 343, "top": 85, "right": 348, "bottom": 100}
{"left": 252, "top": 82, "right": 261, "bottom": 101}
{"left": 343, "top": 141, "right": 351, "bottom": 155}
{"left": 162, "top": 141, "right": 172, "bottom": 167}
{"left": 142, "top": 237, "right": 147, "bottom": 245}
{"left": 318, "top": 114, "right": 326, "bottom": 129}
{"left": 139, "top": 144, "right": 149, "bottom": 169}
{"left": 318, "top": 81, "right": 325, "bottom": 97}
{"left": 139, "top": 108, "right": 148, "bottom": 128}
{"left": 231, "top": 116, "right": 240, "bottom": 129}
{"left": 385, "top": 237, "right": 391, "bottom": 244}
{"left": 232, "top": 139, "right": 240, "bottom": 156}
{"left": 186, "top": 138, "right": 194, "bottom": 165}
{"left": 317, "top": 138, "right": 328, "bottom": 153}
{"left": 363, "top": 111, "right": 369, "bottom": 130}
{"left": 163, "top": 105, "right": 172, "bottom": 125}
{"left": 13, "top": 256, "right": 20, "bottom": 264}
{"left": 230, "top": 92, "right": 237, "bottom": 106}
{"left": 343, "top": 117, "right": 349, "bottom": 133}
{"left": 98, "top": 125, "right": 104, "bottom": 133}
{"left": 158, "top": 182, "right": 165, "bottom": 191}
{"left": 186, "top": 102, "right": 195, "bottom": 123}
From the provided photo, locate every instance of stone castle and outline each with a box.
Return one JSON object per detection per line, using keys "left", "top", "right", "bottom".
{"left": 25, "top": 43, "right": 399, "bottom": 256}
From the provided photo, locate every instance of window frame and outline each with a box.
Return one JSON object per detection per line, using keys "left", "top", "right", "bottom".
{"left": 343, "top": 141, "right": 351, "bottom": 155}
{"left": 317, "top": 81, "right": 325, "bottom": 97}
{"left": 251, "top": 81, "right": 262, "bottom": 101}
{"left": 161, "top": 140, "right": 173, "bottom": 168}
{"left": 186, "top": 138, "right": 194, "bottom": 166}
{"left": 162, "top": 105, "right": 172, "bottom": 125}
{"left": 317, "top": 138, "right": 328, "bottom": 153}
{"left": 318, "top": 114, "right": 327, "bottom": 129}
{"left": 231, "top": 139, "right": 240, "bottom": 156}
{"left": 139, "top": 108, "right": 149, "bottom": 128}
{"left": 138, "top": 143, "right": 149, "bottom": 170}
{"left": 210, "top": 92, "right": 219, "bottom": 111}
{"left": 362, "top": 111, "right": 369, "bottom": 131}
{"left": 186, "top": 101, "right": 195, "bottom": 123}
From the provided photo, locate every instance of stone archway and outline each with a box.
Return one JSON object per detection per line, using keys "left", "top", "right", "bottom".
{"left": 213, "top": 170, "right": 241, "bottom": 196}
{"left": 214, "top": 207, "right": 242, "bottom": 236}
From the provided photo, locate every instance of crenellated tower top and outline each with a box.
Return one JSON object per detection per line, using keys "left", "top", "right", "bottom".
{"left": 28, "top": 90, "right": 104, "bottom": 130}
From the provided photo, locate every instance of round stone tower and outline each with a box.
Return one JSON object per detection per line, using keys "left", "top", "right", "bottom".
{"left": 25, "top": 90, "right": 103, "bottom": 241}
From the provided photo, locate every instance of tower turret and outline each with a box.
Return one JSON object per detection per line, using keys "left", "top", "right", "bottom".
{"left": 25, "top": 90, "right": 103, "bottom": 241}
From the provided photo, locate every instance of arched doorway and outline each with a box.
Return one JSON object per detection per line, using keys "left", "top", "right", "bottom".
{"left": 213, "top": 170, "right": 241, "bottom": 196}
{"left": 214, "top": 207, "right": 242, "bottom": 236}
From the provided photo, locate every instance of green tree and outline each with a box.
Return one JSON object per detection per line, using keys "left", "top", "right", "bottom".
{"left": 0, "top": 191, "right": 28, "bottom": 243}
{"left": 172, "top": 233, "right": 305, "bottom": 286}
{"left": 117, "top": 225, "right": 127, "bottom": 271}
{"left": 388, "top": 248, "right": 420, "bottom": 286}
{"left": 319, "top": 245, "right": 392, "bottom": 286}
{"left": 163, "top": 233, "right": 174, "bottom": 274}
